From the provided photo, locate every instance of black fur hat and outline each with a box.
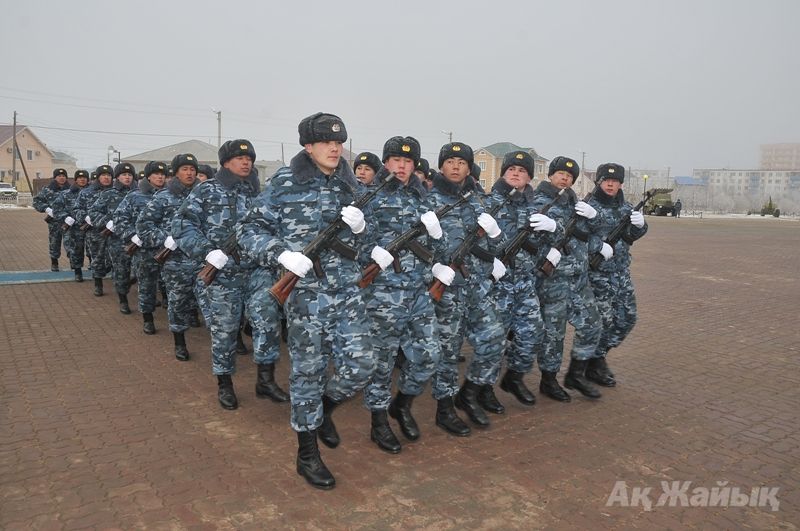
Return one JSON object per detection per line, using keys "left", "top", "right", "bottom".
{"left": 595, "top": 162, "right": 625, "bottom": 183}
{"left": 502, "top": 150, "right": 535, "bottom": 178}
{"left": 438, "top": 142, "right": 474, "bottom": 170}
{"left": 471, "top": 163, "right": 481, "bottom": 179}
{"left": 74, "top": 170, "right": 90, "bottom": 180}
{"left": 171, "top": 153, "right": 199, "bottom": 173}
{"left": 113, "top": 162, "right": 136, "bottom": 178}
{"left": 382, "top": 136, "right": 421, "bottom": 166}
{"left": 52, "top": 168, "right": 68, "bottom": 179}
{"left": 353, "top": 152, "right": 381, "bottom": 174}
{"left": 219, "top": 140, "right": 256, "bottom": 165}
{"left": 144, "top": 161, "right": 168, "bottom": 178}
{"left": 548, "top": 156, "right": 579, "bottom": 181}
{"left": 298, "top": 112, "right": 347, "bottom": 146}
{"left": 416, "top": 158, "right": 430, "bottom": 176}
{"left": 197, "top": 164, "right": 216, "bottom": 179}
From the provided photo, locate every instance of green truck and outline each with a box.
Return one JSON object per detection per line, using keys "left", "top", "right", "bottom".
{"left": 643, "top": 188, "right": 675, "bottom": 216}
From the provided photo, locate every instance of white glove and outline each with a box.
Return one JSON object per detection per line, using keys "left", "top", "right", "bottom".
{"left": 371, "top": 245, "right": 394, "bottom": 270}
{"left": 340, "top": 205, "right": 366, "bottom": 234}
{"left": 85, "top": 215, "right": 93, "bottom": 226}
{"left": 477, "top": 213, "right": 501, "bottom": 238}
{"left": 529, "top": 213, "right": 556, "bottom": 232}
{"left": 630, "top": 210, "right": 645, "bottom": 228}
{"left": 131, "top": 234, "right": 143, "bottom": 247}
{"left": 546, "top": 247, "right": 562, "bottom": 267}
{"left": 205, "top": 249, "right": 229, "bottom": 269}
{"left": 600, "top": 242, "right": 614, "bottom": 260}
{"left": 491, "top": 258, "right": 507, "bottom": 281}
{"left": 277, "top": 250, "right": 313, "bottom": 277}
{"left": 45, "top": 207, "right": 54, "bottom": 216}
{"left": 64, "top": 216, "right": 75, "bottom": 226}
{"left": 575, "top": 201, "right": 597, "bottom": 219}
{"left": 420, "top": 211, "right": 443, "bottom": 240}
{"left": 431, "top": 263, "right": 455, "bottom": 286}
{"left": 164, "top": 236, "right": 178, "bottom": 251}
{"left": 105, "top": 220, "right": 114, "bottom": 231}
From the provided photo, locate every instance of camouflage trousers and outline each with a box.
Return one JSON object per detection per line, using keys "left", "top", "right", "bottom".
{"left": 63, "top": 227, "right": 86, "bottom": 269}
{"left": 46, "top": 221, "right": 63, "bottom": 260}
{"left": 106, "top": 236, "right": 132, "bottom": 295}
{"left": 133, "top": 250, "right": 161, "bottom": 314}
{"left": 494, "top": 271, "right": 546, "bottom": 374}
{"left": 285, "top": 286, "right": 375, "bottom": 432}
{"left": 363, "top": 286, "right": 441, "bottom": 411}
{"left": 432, "top": 279, "right": 506, "bottom": 400}
{"left": 537, "top": 271, "right": 601, "bottom": 373}
{"left": 86, "top": 229, "right": 110, "bottom": 279}
{"left": 194, "top": 267, "right": 253, "bottom": 375}
{"left": 162, "top": 255, "right": 201, "bottom": 334}
{"left": 245, "top": 267, "right": 282, "bottom": 365}
{"left": 589, "top": 269, "right": 638, "bottom": 358}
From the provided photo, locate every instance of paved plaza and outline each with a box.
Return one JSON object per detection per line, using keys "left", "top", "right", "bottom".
{"left": 1, "top": 208, "right": 798, "bottom": 529}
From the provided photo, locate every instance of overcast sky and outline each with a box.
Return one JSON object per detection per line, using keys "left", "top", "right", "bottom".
{"left": 2, "top": 0, "right": 798, "bottom": 176}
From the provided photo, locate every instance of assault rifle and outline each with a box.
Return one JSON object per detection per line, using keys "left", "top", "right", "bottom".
{"left": 269, "top": 174, "right": 395, "bottom": 304}
{"left": 588, "top": 190, "right": 653, "bottom": 270}
{"left": 539, "top": 184, "right": 600, "bottom": 277}
{"left": 428, "top": 189, "right": 516, "bottom": 302}
{"left": 153, "top": 244, "right": 173, "bottom": 265}
{"left": 358, "top": 192, "right": 472, "bottom": 289}
{"left": 124, "top": 241, "right": 140, "bottom": 256}
{"left": 197, "top": 232, "right": 240, "bottom": 286}
{"left": 498, "top": 189, "right": 564, "bottom": 270}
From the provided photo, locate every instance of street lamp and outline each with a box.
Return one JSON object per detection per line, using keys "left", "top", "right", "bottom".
{"left": 642, "top": 174, "right": 649, "bottom": 196}
{"left": 441, "top": 130, "right": 453, "bottom": 143}
{"left": 108, "top": 145, "right": 121, "bottom": 165}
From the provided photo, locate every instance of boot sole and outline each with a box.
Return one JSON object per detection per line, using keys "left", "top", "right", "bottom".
{"left": 499, "top": 381, "right": 537, "bottom": 406}
{"left": 435, "top": 421, "right": 471, "bottom": 437}
{"left": 297, "top": 468, "right": 335, "bottom": 490}
{"left": 563, "top": 382, "right": 602, "bottom": 399}
{"left": 370, "top": 434, "right": 401, "bottom": 454}
{"left": 255, "top": 390, "right": 290, "bottom": 403}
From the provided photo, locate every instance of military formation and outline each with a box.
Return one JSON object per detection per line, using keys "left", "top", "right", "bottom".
{"left": 33, "top": 112, "right": 648, "bottom": 490}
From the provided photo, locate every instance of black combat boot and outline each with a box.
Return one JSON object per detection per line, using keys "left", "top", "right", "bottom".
{"left": 296, "top": 430, "right": 335, "bottom": 489}
{"left": 477, "top": 384, "right": 505, "bottom": 414}
{"left": 173, "top": 332, "right": 189, "bottom": 361}
{"left": 388, "top": 392, "right": 420, "bottom": 441}
{"left": 454, "top": 380, "right": 490, "bottom": 427}
{"left": 93, "top": 277, "right": 104, "bottom": 296}
{"left": 188, "top": 309, "right": 202, "bottom": 328}
{"left": 540, "top": 371, "right": 571, "bottom": 402}
{"left": 435, "top": 397, "right": 471, "bottom": 437}
{"left": 235, "top": 330, "right": 249, "bottom": 355}
{"left": 318, "top": 395, "right": 341, "bottom": 448}
{"left": 500, "top": 369, "right": 536, "bottom": 405}
{"left": 50, "top": 258, "right": 59, "bottom": 272}
{"left": 74, "top": 268, "right": 83, "bottom": 282}
{"left": 586, "top": 357, "right": 616, "bottom": 387}
{"left": 118, "top": 293, "right": 131, "bottom": 314}
{"left": 255, "top": 363, "right": 289, "bottom": 402}
{"left": 142, "top": 312, "right": 156, "bottom": 335}
{"left": 217, "top": 374, "right": 238, "bottom": 410}
{"left": 564, "top": 359, "right": 602, "bottom": 399}
{"left": 370, "top": 410, "right": 401, "bottom": 454}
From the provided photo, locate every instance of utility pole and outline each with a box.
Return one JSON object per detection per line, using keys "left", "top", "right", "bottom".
{"left": 213, "top": 110, "right": 222, "bottom": 148}
{"left": 11, "top": 111, "right": 17, "bottom": 186}
{"left": 579, "top": 150, "right": 587, "bottom": 195}
{"left": 442, "top": 130, "right": 453, "bottom": 143}
{"left": 348, "top": 139, "right": 353, "bottom": 165}
{"left": 280, "top": 142, "right": 285, "bottom": 165}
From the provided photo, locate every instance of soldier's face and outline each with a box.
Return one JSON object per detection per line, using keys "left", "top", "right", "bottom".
{"left": 503, "top": 165, "right": 531, "bottom": 190}
{"left": 76, "top": 177, "right": 88, "bottom": 188}
{"left": 549, "top": 170, "right": 573, "bottom": 190}
{"left": 117, "top": 173, "right": 133, "bottom": 186}
{"left": 305, "top": 141, "right": 343, "bottom": 174}
{"left": 355, "top": 164, "right": 375, "bottom": 185}
{"left": 600, "top": 178, "right": 622, "bottom": 196}
{"left": 441, "top": 158, "right": 470, "bottom": 184}
{"left": 55, "top": 174, "right": 67, "bottom": 185}
{"left": 196, "top": 172, "right": 209, "bottom": 182}
{"left": 384, "top": 156, "right": 415, "bottom": 184}
{"left": 176, "top": 165, "right": 197, "bottom": 187}
{"left": 98, "top": 173, "right": 113, "bottom": 186}
{"left": 148, "top": 172, "right": 166, "bottom": 189}
{"left": 224, "top": 156, "right": 253, "bottom": 178}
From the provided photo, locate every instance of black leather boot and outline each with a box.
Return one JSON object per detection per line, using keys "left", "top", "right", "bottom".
{"left": 477, "top": 384, "right": 505, "bottom": 414}
{"left": 318, "top": 395, "right": 340, "bottom": 448}
{"left": 118, "top": 293, "right": 131, "bottom": 314}
{"left": 540, "top": 371, "right": 571, "bottom": 402}
{"left": 93, "top": 277, "right": 103, "bottom": 296}
{"left": 500, "top": 369, "right": 536, "bottom": 405}
{"left": 217, "top": 374, "right": 238, "bottom": 410}
{"left": 255, "top": 363, "right": 289, "bottom": 402}
{"left": 74, "top": 268, "right": 83, "bottom": 282}
{"left": 173, "top": 332, "right": 189, "bottom": 361}
{"left": 50, "top": 258, "right": 59, "bottom": 272}
{"left": 454, "top": 380, "right": 490, "bottom": 427}
{"left": 564, "top": 359, "right": 602, "bottom": 399}
{"left": 370, "top": 410, "right": 401, "bottom": 454}
{"left": 142, "top": 312, "right": 156, "bottom": 335}
{"left": 586, "top": 357, "right": 616, "bottom": 387}
{"left": 296, "top": 430, "right": 335, "bottom": 489}
{"left": 435, "top": 397, "right": 471, "bottom": 437}
{"left": 235, "top": 330, "right": 249, "bottom": 355}
{"left": 388, "top": 392, "right": 420, "bottom": 441}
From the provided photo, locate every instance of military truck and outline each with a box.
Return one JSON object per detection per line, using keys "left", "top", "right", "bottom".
{"left": 643, "top": 188, "right": 675, "bottom": 216}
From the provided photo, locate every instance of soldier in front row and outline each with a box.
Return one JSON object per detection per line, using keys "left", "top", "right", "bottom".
{"left": 33, "top": 168, "right": 71, "bottom": 271}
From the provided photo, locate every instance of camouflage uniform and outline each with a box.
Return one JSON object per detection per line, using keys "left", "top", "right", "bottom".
{"left": 51, "top": 183, "right": 88, "bottom": 269}
{"left": 245, "top": 266, "right": 282, "bottom": 366}
{"left": 237, "top": 151, "right": 376, "bottom": 432}
{"left": 76, "top": 181, "right": 112, "bottom": 279}
{"left": 89, "top": 180, "right": 133, "bottom": 295}
{"left": 33, "top": 180, "right": 70, "bottom": 260}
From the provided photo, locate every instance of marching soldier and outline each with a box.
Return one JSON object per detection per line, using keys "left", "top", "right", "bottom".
{"left": 51, "top": 170, "right": 90, "bottom": 281}
{"left": 353, "top": 152, "right": 382, "bottom": 186}
{"left": 33, "top": 168, "right": 71, "bottom": 271}
{"left": 197, "top": 164, "right": 215, "bottom": 182}
{"left": 76, "top": 165, "right": 114, "bottom": 296}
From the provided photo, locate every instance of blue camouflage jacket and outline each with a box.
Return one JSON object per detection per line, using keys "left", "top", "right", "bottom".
{"left": 88, "top": 180, "right": 132, "bottom": 232}
{"left": 137, "top": 177, "right": 197, "bottom": 261}
{"left": 33, "top": 180, "right": 70, "bottom": 215}
{"left": 587, "top": 188, "right": 648, "bottom": 273}
{"left": 236, "top": 150, "right": 377, "bottom": 292}
{"left": 114, "top": 178, "right": 163, "bottom": 246}
{"left": 51, "top": 183, "right": 87, "bottom": 225}
{"left": 75, "top": 181, "right": 111, "bottom": 228}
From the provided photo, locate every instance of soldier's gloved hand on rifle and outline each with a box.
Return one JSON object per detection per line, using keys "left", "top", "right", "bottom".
{"left": 105, "top": 220, "right": 114, "bottom": 232}
{"left": 64, "top": 216, "right": 75, "bottom": 226}
{"left": 600, "top": 242, "right": 614, "bottom": 261}
{"left": 164, "top": 236, "right": 178, "bottom": 251}
{"left": 420, "top": 211, "right": 443, "bottom": 240}
{"left": 340, "top": 205, "right": 366, "bottom": 234}
{"left": 131, "top": 234, "right": 143, "bottom": 247}
{"left": 630, "top": 210, "right": 645, "bottom": 228}
{"left": 278, "top": 250, "right": 313, "bottom": 277}
{"left": 491, "top": 258, "right": 507, "bottom": 281}
{"left": 431, "top": 263, "right": 456, "bottom": 286}
{"left": 45, "top": 207, "right": 54, "bottom": 217}
{"left": 546, "top": 247, "right": 562, "bottom": 267}
{"left": 575, "top": 201, "right": 598, "bottom": 219}
{"left": 529, "top": 213, "right": 556, "bottom": 232}
{"left": 206, "top": 249, "right": 229, "bottom": 269}
{"left": 371, "top": 245, "right": 394, "bottom": 271}
{"left": 477, "top": 213, "right": 502, "bottom": 238}
{"left": 85, "top": 215, "right": 92, "bottom": 226}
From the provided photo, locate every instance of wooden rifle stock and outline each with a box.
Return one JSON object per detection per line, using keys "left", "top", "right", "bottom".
{"left": 100, "top": 227, "right": 113, "bottom": 238}
{"left": 153, "top": 247, "right": 172, "bottom": 264}
{"left": 124, "top": 242, "right": 140, "bottom": 256}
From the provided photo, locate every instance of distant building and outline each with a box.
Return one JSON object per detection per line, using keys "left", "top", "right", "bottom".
{"left": 52, "top": 150, "right": 79, "bottom": 176}
{"left": 473, "top": 142, "right": 549, "bottom": 190}
{"left": 760, "top": 143, "right": 800, "bottom": 170}
{"left": 0, "top": 125, "right": 56, "bottom": 193}
{"left": 692, "top": 168, "right": 800, "bottom": 212}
